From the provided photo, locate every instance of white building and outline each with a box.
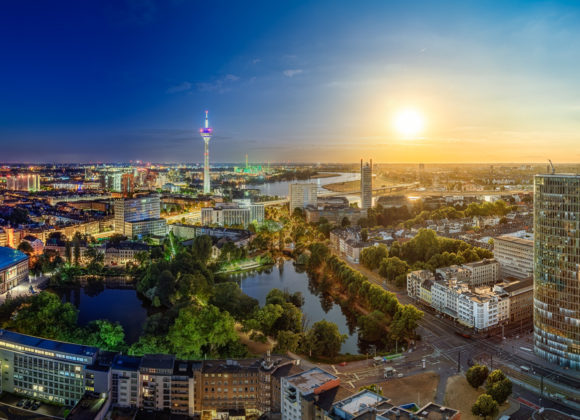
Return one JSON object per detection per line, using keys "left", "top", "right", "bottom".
{"left": 493, "top": 235, "right": 533, "bottom": 279}
{"left": 281, "top": 367, "right": 340, "bottom": 420}
{"left": 289, "top": 183, "right": 317, "bottom": 211}
{"left": 6, "top": 174, "right": 40, "bottom": 191}
{"left": 464, "top": 259, "right": 499, "bottom": 286}
{"left": 201, "top": 202, "right": 264, "bottom": 227}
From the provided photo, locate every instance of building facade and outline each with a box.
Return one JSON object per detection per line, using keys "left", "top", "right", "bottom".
{"left": 494, "top": 235, "right": 533, "bottom": 279}
{"left": 360, "top": 160, "right": 372, "bottom": 210}
{"left": 533, "top": 174, "right": 580, "bottom": 370}
{"left": 0, "top": 247, "right": 29, "bottom": 293}
{"left": 6, "top": 174, "right": 40, "bottom": 191}
{"left": 289, "top": 183, "right": 318, "bottom": 211}
{"left": 114, "top": 196, "right": 167, "bottom": 237}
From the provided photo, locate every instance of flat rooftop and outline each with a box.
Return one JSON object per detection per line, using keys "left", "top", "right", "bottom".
{"left": 286, "top": 367, "right": 338, "bottom": 394}
{"left": 0, "top": 247, "right": 28, "bottom": 270}
{"left": 334, "top": 390, "right": 388, "bottom": 416}
{"left": 496, "top": 235, "right": 533, "bottom": 246}
{"left": 0, "top": 329, "right": 98, "bottom": 361}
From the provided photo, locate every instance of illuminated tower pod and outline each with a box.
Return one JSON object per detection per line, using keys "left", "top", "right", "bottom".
{"left": 199, "top": 110, "right": 213, "bottom": 194}
{"left": 533, "top": 173, "right": 580, "bottom": 370}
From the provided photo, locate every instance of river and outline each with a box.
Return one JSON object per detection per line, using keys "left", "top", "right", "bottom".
{"left": 231, "top": 260, "right": 361, "bottom": 354}
{"left": 249, "top": 172, "right": 360, "bottom": 198}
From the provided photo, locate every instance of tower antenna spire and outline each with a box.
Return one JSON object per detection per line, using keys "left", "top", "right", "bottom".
{"left": 205, "top": 110, "right": 209, "bottom": 129}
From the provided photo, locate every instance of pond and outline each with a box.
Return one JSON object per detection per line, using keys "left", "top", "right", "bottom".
{"left": 230, "top": 260, "right": 362, "bottom": 354}
{"left": 57, "top": 286, "right": 149, "bottom": 344}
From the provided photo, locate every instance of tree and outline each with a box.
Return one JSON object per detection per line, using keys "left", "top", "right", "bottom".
{"left": 167, "top": 305, "right": 239, "bottom": 359}
{"left": 210, "top": 282, "right": 259, "bottom": 320}
{"left": 378, "top": 257, "right": 409, "bottom": 281}
{"left": 305, "top": 320, "right": 346, "bottom": 358}
{"left": 361, "top": 228, "right": 369, "bottom": 242}
{"left": 65, "top": 241, "right": 72, "bottom": 264}
{"left": 361, "top": 245, "right": 388, "bottom": 270}
{"left": 471, "top": 394, "right": 498, "bottom": 419}
{"left": 466, "top": 364, "right": 489, "bottom": 388}
{"left": 390, "top": 305, "right": 423, "bottom": 343}
{"left": 10, "top": 292, "right": 78, "bottom": 341}
{"left": 84, "top": 320, "right": 126, "bottom": 351}
{"left": 274, "top": 330, "right": 303, "bottom": 353}
{"left": 341, "top": 216, "right": 351, "bottom": 228}
{"left": 17, "top": 241, "right": 34, "bottom": 256}
{"left": 73, "top": 240, "right": 81, "bottom": 266}
{"left": 358, "top": 310, "right": 388, "bottom": 343}
{"left": 191, "top": 235, "right": 213, "bottom": 262}
{"left": 486, "top": 370, "right": 512, "bottom": 404}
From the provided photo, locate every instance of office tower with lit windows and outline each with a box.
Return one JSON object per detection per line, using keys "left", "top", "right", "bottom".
{"left": 533, "top": 174, "right": 580, "bottom": 370}
{"left": 114, "top": 195, "right": 167, "bottom": 238}
{"left": 199, "top": 110, "right": 213, "bottom": 194}
{"left": 360, "top": 159, "right": 372, "bottom": 210}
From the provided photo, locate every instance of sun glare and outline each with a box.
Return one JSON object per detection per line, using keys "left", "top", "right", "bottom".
{"left": 393, "top": 109, "right": 425, "bottom": 138}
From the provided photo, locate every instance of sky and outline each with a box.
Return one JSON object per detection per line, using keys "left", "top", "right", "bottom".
{"left": 1, "top": 0, "right": 580, "bottom": 164}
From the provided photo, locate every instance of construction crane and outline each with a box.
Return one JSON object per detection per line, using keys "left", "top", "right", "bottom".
{"left": 548, "top": 159, "right": 555, "bottom": 174}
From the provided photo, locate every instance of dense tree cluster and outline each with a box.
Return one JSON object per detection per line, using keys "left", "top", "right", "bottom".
{"left": 4, "top": 292, "right": 126, "bottom": 352}
{"left": 305, "top": 242, "right": 422, "bottom": 350}
{"left": 360, "top": 229, "right": 493, "bottom": 287}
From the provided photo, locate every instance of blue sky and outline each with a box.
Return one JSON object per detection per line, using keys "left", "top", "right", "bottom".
{"left": 1, "top": 0, "right": 580, "bottom": 163}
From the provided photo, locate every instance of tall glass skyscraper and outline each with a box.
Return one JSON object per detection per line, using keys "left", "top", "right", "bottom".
{"left": 534, "top": 174, "right": 580, "bottom": 370}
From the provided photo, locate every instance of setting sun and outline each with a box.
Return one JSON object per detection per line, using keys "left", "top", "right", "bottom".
{"left": 393, "top": 109, "right": 425, "bottom": 138}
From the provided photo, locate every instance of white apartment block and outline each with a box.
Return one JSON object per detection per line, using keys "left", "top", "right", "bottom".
{"left": 289, "top": 183, "right": 318, "bottom": 211}
{"left": 201, "top": 203, "right": 264, "bottom": 227}
{"left": 493, "top": 235, "right": 533, "bottom": 279}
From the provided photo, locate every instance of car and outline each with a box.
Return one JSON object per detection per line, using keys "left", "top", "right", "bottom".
{"left": 16, "top": 400, "right": 24, "bottom": 407}
{"left": 23, "top": 400, "right": 32, "bottom": 409}
{"left": 338, "top": 361, "right": 347, "bottom": 366}
{"left": 31, "top": 402, "right": 40, "bottom": 411}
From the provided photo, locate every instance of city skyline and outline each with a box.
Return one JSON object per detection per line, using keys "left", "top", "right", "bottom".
{"left": 2, "top": 1, "right": 580, "bottom": 163}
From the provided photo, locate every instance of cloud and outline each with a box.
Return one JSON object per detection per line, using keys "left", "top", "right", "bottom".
{"left": 197, "top": 74, "right": 240, "bottom": 93}
{"left": 166, "top": 81, "right": 192, "bottom": 93}
{"left": 283, "top": 69, "right": 303, "bottom": 78}
{"left": 252, "top": 58, "right": 261, "bottom": 64}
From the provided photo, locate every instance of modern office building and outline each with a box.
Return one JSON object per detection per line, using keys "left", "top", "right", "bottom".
{"left": 6, "top": 174, "right": 40, "bottom": 191}
{"left": 199, "top": 110, "right": 213, "bottom": 194}
{"left": 533, "top": 174, "right": 580, "bottom": 370}
{"left": 360, "top": 159, "right": 372, "bottom": 210}
{"left": 114, "top": 195, "right": 167, "bottom": 237}
{"left": 0, "top": 329, "right": 104, "bottom": 406}
{"left": 289, "top": 183, "right": 318, "bottom": 211}
{"left": 0, "top": 246, "right": 29, "bottom": 293}
{"left": 494, "top": 235, "right": 534, "bottom": 279}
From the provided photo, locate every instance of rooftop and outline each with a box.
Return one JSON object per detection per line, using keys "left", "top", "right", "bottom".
{"left": 0, "top": 246, "right": 28, "bottom": 270}
{"left": 334, "top": 390, "right": 389, "bottom": 416}
{"left": 286, "top": 367, "right": 339, "bottom": 395}
{"left": 0, "top": 329, "right": 98, "bottom": 360}
{"left": 495, "top": 235, "right": 533, "bottom": 246}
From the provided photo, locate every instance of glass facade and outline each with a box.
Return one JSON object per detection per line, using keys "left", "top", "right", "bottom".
{"left": 534, "top": 174, "right": 580, "bottom": 370}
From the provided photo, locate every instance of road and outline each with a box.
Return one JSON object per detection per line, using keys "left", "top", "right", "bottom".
{"left": 336, "top": 255, "right": 580, "bottom": 416}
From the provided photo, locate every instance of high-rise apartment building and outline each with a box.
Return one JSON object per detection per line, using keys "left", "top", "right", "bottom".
{"left": 360, "top": 159, "right": 372, "bottom": 210}
{"left": 534, "top": 174, "right": 580, "bottom": 370}
{"left": 289, "top": 183, "right": 318, "bottom": 211}
{"left": 6, "top": 174, "right": 40, "bottom": 191}
{"left": 114, "top": 195, "right": 167, "bottom": 237}
{"left": 494, "top": 235, "right": 533, "bottom": 279}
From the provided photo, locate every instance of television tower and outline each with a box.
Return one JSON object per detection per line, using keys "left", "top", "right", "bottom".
{"left": 199, "top": 110, "right": 213, "bottom": 194}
